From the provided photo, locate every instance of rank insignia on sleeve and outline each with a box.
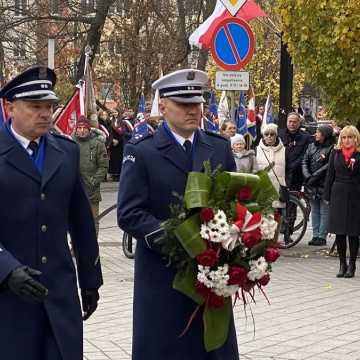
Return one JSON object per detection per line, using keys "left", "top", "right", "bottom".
{"left": 123, "top": 155, "right": 136, "bottom": 164}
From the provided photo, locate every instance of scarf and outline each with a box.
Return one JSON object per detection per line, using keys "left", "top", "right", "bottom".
{"left": 341, "top": 147, "right": 356, "bottom": 164}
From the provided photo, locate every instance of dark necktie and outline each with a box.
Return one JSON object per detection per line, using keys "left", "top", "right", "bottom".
{"left": 184, "top": 140, "right": 192, "bottom": 170}
{"left": 28, "top": 141, "right": 38, "bottom": 159}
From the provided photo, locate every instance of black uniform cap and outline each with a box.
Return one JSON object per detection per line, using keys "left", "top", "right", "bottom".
{"left": 0, "top": 65, "right": 58, "bottom": 102}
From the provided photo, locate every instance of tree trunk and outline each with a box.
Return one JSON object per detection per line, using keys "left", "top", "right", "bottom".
{"left": 75, "top": 0, "right": 114, "bottom": 82}
{"left": 176, "top": 0, "right": 189, "bottom": 67}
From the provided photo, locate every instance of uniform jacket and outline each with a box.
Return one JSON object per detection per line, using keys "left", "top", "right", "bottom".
{"left": 302, "top": 139, "right": 333, "bottom": 198}
{"left": 279, "top": 128, "right": 311, "bottom": 188}
{"left": 117, "top": 125, "right": 239, "bottom": 360}
{"left": 75, "top": 133, "right": 109, "bottom": 203}
{"left": 0, "top": 125, "right": 103, "bottom": 360}
{"left": 323, "top": 149, "right": 360, "bottom": 236}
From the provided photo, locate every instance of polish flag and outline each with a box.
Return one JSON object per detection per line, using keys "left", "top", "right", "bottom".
{"left": 53, "top": 87, "right": 82, "bottom": 136}
{"left": 246, "top": 86, "right": 256, "bottom": 138}
{"left": 0, "top": 98, "right": 9, "bottom": 125}
{"left": 189, "top": 0, "right": 267, "bottom": 49}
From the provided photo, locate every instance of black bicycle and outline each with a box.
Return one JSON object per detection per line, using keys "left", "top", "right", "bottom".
{"left": 95, "top": 203, "right": 136, "bottom": 259}
{"left": 122, "top": 232, "right": 136, "bottom": 259}
{"left": 277, "top": 191, "right": 311, "bottom": 249}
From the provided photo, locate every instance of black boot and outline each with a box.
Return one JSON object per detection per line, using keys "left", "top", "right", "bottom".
{"left": 308, "top": 237, "right": 318, "bottom": 246}
{"left": 345, "top": 236, "right": 359, "bottom": 278}
{"left": 344, "top": 261, "right": 356, "bottom": 278}
{"left": 335, "top": 235, "right": 347, "bottom": 278}
{"left": 336, "top": 261, "right": 348, "bottom": 278}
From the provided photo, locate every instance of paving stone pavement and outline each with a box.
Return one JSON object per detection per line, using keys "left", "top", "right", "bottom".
{"left": 84, "top": 185, "right": 360, "bottom": 360}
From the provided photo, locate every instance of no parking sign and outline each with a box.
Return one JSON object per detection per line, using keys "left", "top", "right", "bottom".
{"left": 210, "top": 17, "right": 255, "bottom": 71}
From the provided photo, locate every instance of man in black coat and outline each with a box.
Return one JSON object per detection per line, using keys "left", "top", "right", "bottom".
{"left": 279, "top": 112, "right": 311, "bottom": 235}
{"left": 117, "top": 69, "right": 239, "bottom": 360}
{"left": 0, "top": 66, "right": 103, "bottom": 360}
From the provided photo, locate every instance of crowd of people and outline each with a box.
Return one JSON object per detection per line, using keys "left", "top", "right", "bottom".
{"left": 221, "top": 112, "right": 360, "bottom": 279}
{"left": 94, "top": 100, "right": 355, "bottom": 278}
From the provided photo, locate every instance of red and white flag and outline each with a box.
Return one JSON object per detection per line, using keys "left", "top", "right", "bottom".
{"left": 0, "top": 98, "right": 9, "bottom": 125}
{"left": 53, "top": 87, "right": 82, "bottom": 136}
{"left": 189, "top": 0, "right": 266, "bottom": 49}
{"left": 246, "top": 86, "right": 256, "bottom": 138}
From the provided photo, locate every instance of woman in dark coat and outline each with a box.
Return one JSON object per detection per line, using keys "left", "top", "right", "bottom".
{"left": 302, "top": 125, "right": 334, "bottom": 246}
{"left": 323, "top": 125, "right": 360, "bottom": 278}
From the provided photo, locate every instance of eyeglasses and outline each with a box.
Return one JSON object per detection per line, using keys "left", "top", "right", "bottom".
{"left": 264, "top": 133, "right": 276, "bottom": 137}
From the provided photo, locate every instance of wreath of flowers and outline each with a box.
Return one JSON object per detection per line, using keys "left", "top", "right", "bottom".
{"left": 159, "top": 163, "right": 280, "bottom": 352}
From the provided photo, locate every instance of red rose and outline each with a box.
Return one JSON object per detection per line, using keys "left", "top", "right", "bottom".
{"left": 208, "top": 292, "right": 225, "bottom": 308}
{"left": 196, "top": 248, "right": 219, "bottom": 267}
{"left": 228, "top": 266, "right": 248, "bottom": 286}
{"left": 265, "top": 247, "right": 280, "bottom": 263}
{"left": 237, "top": 187, "right": 253, "bottom": 202}
{"left": 195, "top": 281, "right": 210, "bottom": 299}
{"left": 258, "top": 274, "right": 270, "bottom": 286}
{"left": 242, "top": 228, "right": 262, "bottom": 248}
{"left": 200, "top": 208, "right": 215, "bottom": 223}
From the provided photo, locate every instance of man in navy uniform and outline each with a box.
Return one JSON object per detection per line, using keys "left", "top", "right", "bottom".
{"left": 0, "top": 65, "right": 103, "bottom": 360}
{"left": 118, "top": 69, "right": 239, "bottom": 359}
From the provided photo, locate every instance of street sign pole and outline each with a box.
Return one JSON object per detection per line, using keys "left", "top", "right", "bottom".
{"left": 48, "top": 38, "right": 55, "bottom": 70}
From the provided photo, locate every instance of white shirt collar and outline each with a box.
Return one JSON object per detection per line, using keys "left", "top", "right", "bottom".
{"left": 11, "top": 124, "right": 40, "bottom": 151}
{"left": 170, "top": 130, "right": 195, "bottom": 147}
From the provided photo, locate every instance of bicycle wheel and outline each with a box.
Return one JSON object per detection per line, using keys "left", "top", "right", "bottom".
{"left": 122, "top": 232, "right": 136, "bottom": 259}
{"left": 289, "top": 192, "right": 311, "bottom": 232}
{"left": 278, "top": 194, "right": 308, "bottom": 249}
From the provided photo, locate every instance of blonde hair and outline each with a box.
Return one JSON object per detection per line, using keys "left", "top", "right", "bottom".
{"left": 336, "top": 125, "right": 360, "bottom": 151}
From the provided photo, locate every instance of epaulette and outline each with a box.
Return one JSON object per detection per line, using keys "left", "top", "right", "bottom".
{"left": 204, "top": 130, "right": 228, "bottom": 141}
{"left": 128, "top": 132, "right": 153, "bottom": 145}
{"left": 50, "top": 130, "right": 76, "bottom": 143}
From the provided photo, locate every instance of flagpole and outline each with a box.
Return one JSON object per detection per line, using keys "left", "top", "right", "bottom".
{"left": 230, "top": 91, "right": 235, "bottom": 122}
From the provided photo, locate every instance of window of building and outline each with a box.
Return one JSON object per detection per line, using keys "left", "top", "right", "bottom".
{"left": 99, "top": 82, "right": 114, "bottom": 101}
{"left": 81, "top": 0, "right": 96, "bottom": 13}
{"left": 14, "top": 0, "right": 27, "bottom": 16}
{"left": 112, "top": 0, "right": 131, "bottom": 16}
{"left": 51, "top": 0, "right": 60, "bottom": 14}
{"left": 13, "top": 42, "right": 26, "bottom": 58}
{"left": 115, "top": 38, "right": 124, "bottom": 55}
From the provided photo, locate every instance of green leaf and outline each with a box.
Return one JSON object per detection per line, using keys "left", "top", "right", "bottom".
{"left": 250, "top": 240, "right": 268, "bottom": 259}
{"left": 245, "top": 202, "right": 261, "bottom": 213}
{"left": 226, "top": 172, "right": 260, "bottom": 199}
{"left": 184, "top": 172, "right": 212, "bottom": 209}
{"left": 174, "top": 213, "right": 207, "bottom": 258}
{"left": 203, "top": 297, "right": 232, "bottom": 352}
{"left": 212, "top": 171, "right": 231, "bottom": 202}
{"left": 254, "top": 170, "right": 279, "bottom": 212}
{"left": 173, "top": 262, "right": 204, "bottom": 305}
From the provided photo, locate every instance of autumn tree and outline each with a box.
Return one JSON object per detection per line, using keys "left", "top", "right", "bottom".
{"left": 278, "top": 0, "right": 360, "bottom": 124}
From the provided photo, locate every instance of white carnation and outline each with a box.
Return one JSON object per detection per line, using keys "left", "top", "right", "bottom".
{"left": 247, "top": 257, "right": 269, "bottom": 281}
{"left": 261, "top": 215, "right": 278, "bottom": 240}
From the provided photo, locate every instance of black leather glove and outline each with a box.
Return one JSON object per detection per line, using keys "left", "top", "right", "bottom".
{"left": 6, "top": 266, "right": 48, "bottom": 303}
{"left": 81, "top": 289, "right": 99, "bottom": 321}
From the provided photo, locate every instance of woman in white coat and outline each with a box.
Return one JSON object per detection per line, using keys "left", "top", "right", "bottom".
{"left": 256, "top": 123, "right": 286, "bottom": 208}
